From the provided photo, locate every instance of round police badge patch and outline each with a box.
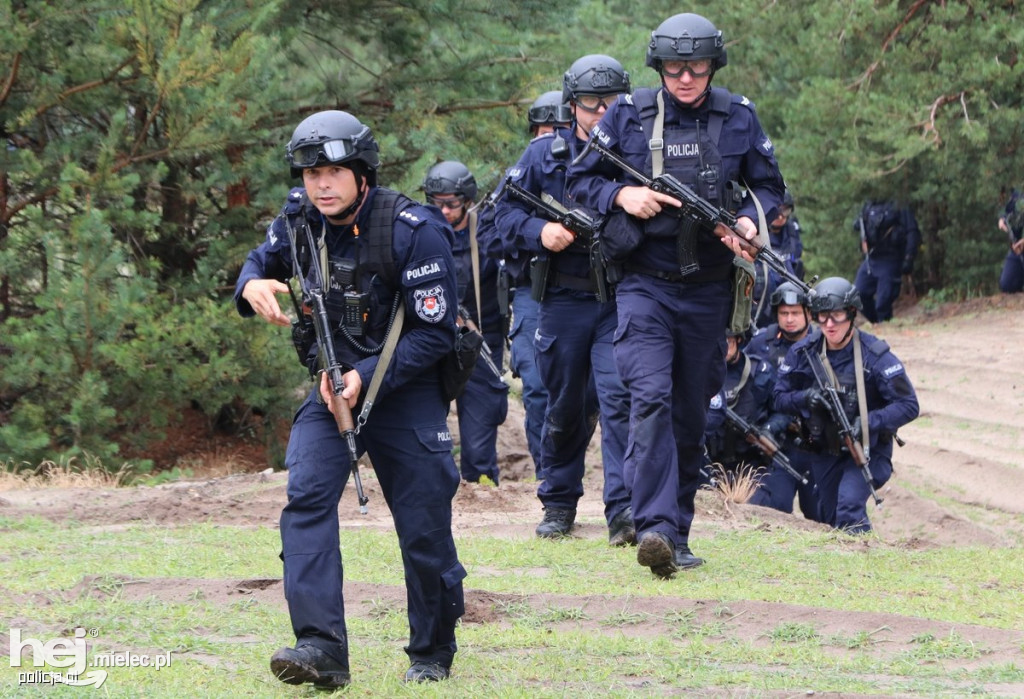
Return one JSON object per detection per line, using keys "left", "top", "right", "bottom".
{"left": 709, "top": 393, "right": 723, "bottom": 409}
{"left": 414, "top": 285, "right": 447, "bottom": 323}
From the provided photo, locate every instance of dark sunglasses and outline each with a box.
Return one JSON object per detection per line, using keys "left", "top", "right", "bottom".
{"left": 528, "top": 103, "right": 573, "bottom": 124}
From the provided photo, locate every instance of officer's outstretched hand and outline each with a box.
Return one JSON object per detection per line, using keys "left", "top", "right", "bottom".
{"left": 242, "top": 279, "right": 291, "bottom": 327}
{"left": 614, "top": 185, "right": 681, "bottom": 220}
{"left": 319, "top": 369, "right": 363, "bottom": 411}
{"left": 716, "top": 216, "right": 757, "bottom": 263}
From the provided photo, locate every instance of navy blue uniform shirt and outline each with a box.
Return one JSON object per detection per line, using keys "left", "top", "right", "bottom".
{"left": 567, "top": 86, "right": 784, "bottom": 277}
{"left": 234, "top": 186, "right": 459, "bottom": 400}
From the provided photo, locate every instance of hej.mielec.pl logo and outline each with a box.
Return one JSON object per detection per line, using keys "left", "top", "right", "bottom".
{"left": 9, "top": 627, "right": 172, "bottom": 688}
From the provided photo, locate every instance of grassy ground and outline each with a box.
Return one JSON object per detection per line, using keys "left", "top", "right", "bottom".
{"left": 2, "top": 514, "right": 1022, "bottom": 697}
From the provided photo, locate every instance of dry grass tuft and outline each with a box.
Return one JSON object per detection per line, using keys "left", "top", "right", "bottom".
{"left": 708, "top": 461, "right": 765, "bottom": 503}
{"left": 0, "top": 457, "right": 134, "bottom": 491}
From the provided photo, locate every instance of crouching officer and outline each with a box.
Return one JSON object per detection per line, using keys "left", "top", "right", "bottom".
{"left": 235, "top": 110, "right": 465, "bottom": 686}
{"left": 703, "top": 328, "right": 773, "bottom": 486}
{"left": 423, "top": 160, "right": 509, "bottom": 483}
{"left": 746, "top": 282, "right": 820, "bottom": 519}
{"left": 567, "top": 13, "right": 785, "bottom": 577}
{"left": 773, "top": 277, "right": 919, "bottom": 533}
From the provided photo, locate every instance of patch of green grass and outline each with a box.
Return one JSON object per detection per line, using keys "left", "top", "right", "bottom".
{"left": 2, "top": 516, "right": 1024, "bottom": 696}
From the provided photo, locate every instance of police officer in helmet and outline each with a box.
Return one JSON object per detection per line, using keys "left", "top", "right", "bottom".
{"left": 235, "top": 110, "right": 465, "bottom": 686}
{"left": 528, "top": 90, "right": 572, "bottom": 137}
{"left": 746, "top": 282, "right": 820, "bottom": 519}
{"left": 773, "top": 277, "right": 919, "bottom": 533}
{"left": 476, "top": 91, "right": 567, "bottom": 480}
{"left": 422, "top": 160, "right": 509, "bottom": 484}
{"left": 494, "top": 55, "right": 634, "bottom": 547}
{"left": 568, "top": 13, "right": 784, "bottom": 578}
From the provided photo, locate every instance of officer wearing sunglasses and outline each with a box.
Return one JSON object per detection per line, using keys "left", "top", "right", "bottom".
{"left": 568, "top": 13, "right": 786, "bottom": 579}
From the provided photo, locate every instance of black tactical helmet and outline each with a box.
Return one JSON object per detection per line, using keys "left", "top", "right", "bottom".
{"left": 286, "top": 110, "right": 380, "bottom": 182}
{"left": 422, "top": 160, "right": 478, "bottom": 201}
{"left": 562, "top": 54, "right": 631, "bottom": 105}
{"left": 528, "top": 90, "right": 572, "bottom": 131}
{"left": 809, "top": 277, "right": 863, "bottom": 314}
{"left": 770, "top": 281, "right": 809, "bottom": 311}
{"left": 646, "top": 13, "right": 728, "bottom": 73}
{"left": 783, "top": 189, "right": 795, "bottom": 209}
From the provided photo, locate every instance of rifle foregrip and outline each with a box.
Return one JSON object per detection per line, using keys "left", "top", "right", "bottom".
{"left": 332, "top": 393, "right": 356, "bottom": 433}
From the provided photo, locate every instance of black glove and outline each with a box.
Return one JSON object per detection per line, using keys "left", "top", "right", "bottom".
{"left": 850, "top": 416, "right": 863, "bottom": 441}
{"left": 761, "top": 416, "right": 789, "bottom": 443}
{"left": 901, "top": 257, "right": 914, "bottom": 275}
{"left": 803, "top": 388, "right": 828, "bottom": 412}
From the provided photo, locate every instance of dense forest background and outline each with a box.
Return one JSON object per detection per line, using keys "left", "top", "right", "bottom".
{"left": 2, "top": 0, "right": 1022, "bottom": 467}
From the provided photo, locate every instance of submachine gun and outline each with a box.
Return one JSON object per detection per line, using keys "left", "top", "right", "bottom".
{"left": 801, "top": 346, "right": 883, "bottom": 509}
{"left": 499, "top": 177, "right": 611, "bottom": 303}
{"left": 573, "top": 138, "right": 813, "bottom": 294}
{"left": 285, "top": 217, "right": 370, "bottom": 515}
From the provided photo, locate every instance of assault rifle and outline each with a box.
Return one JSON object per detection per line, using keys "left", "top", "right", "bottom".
{"left": 801, "top": 346, "right": 882, "bottom": 508}
{"left": 573, "top": 138, "right": 813, "bottom": 294}
{"left": 285, "top": 216, "right": 370, "bottom": 515}
{"left": 500, "top": 177, "right": 602, "bottom": 246}
{"left": 499, "top": 177, "right": 611, "bottom": 302}
{"left": 723, "top": 406, "right": 808, "bottom": 485}
{"left": 457, "top": 305, "right": 507, "bottom": 386}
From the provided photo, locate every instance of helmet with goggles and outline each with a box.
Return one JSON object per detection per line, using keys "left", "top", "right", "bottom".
{"left": 422, "top": 161, "right": 477, "bottom": 201}
{"left": 286, "top": 110, "right": 380, "bottom": 182}
{"left": 646, "top": 13, "right": 727, "bottom": 75}
{"left": 562, "top": 54, "right": 631, "bottom": 107}
{"left": 808, "top": 277, "right": 862, "bottom": 314}
{"left": 528, "top": 90, "right": 572, "bottom": 131}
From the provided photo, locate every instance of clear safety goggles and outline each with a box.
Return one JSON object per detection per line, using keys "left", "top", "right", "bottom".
{"left": 574, "top": 94, "right": 618, "bottom": 113}
{"left": 661, "top": 59, "right": 714, "bottom": 79}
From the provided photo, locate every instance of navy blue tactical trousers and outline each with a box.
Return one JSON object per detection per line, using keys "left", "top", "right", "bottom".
{"left": 456, "top": 333, "right": 509, "bottom": 483}
{"left": 999, "top": 249, "right": 1024, "bottom": 293}
{"left": 281, "top": 380, "right": 465, "bottom": 669}
{"left": 508, "top": 287, "right": 547, "bottom": 478}
{"left": 810, "top": 449, "right": 893, "bottom": 534}
{"left": 535, "top": 288, "right": 631, "bottom": 524}
{"left": 854, "top": 256, "right": 902, "bottom": 323}
{"left": 613, "top": 275, "right": 730, "bottom": 547}
{"left": 748, "top": 448, "right": 820, "bottom": 521}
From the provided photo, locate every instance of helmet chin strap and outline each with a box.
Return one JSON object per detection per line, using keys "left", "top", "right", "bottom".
{"left": 780, "top": 310, "right": 810, "bottom": 341}
{"left": 338, "top": 174, "right": 368, "bottom": 220}
{"left": 839, "top": 311, "right": 857, "bottom": 344}
{"left": 450, "top": 206, "right": 467, "bottom": 229}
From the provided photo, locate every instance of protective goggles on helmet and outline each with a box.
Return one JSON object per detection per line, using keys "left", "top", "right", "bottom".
{"left": 529, "top": 103, "right": 573, "bottom": 125}
{"left": 287, "top": 139, "right": 356, "bottom": 169}
{"left": 574, "top": 94, "right": 618, "bottom": 113}
{"left": 428, "top": 195, "right": 466, "bottom": 210}
{"left": 815, "top": 309, "right": 852, "bottom": 324}
{"left": 661, "top": 59, "right": 714, "bottom": 79}
{"left": 775, "top": 289, "right": 805, "bottom": 307}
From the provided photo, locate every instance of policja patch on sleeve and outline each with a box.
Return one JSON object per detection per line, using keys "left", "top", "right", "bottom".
{"left": 414, "top": 285, "right": 447, "bottom": 323}
{"left": 403, "top": 254, "right": 449, "bottom": 323}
